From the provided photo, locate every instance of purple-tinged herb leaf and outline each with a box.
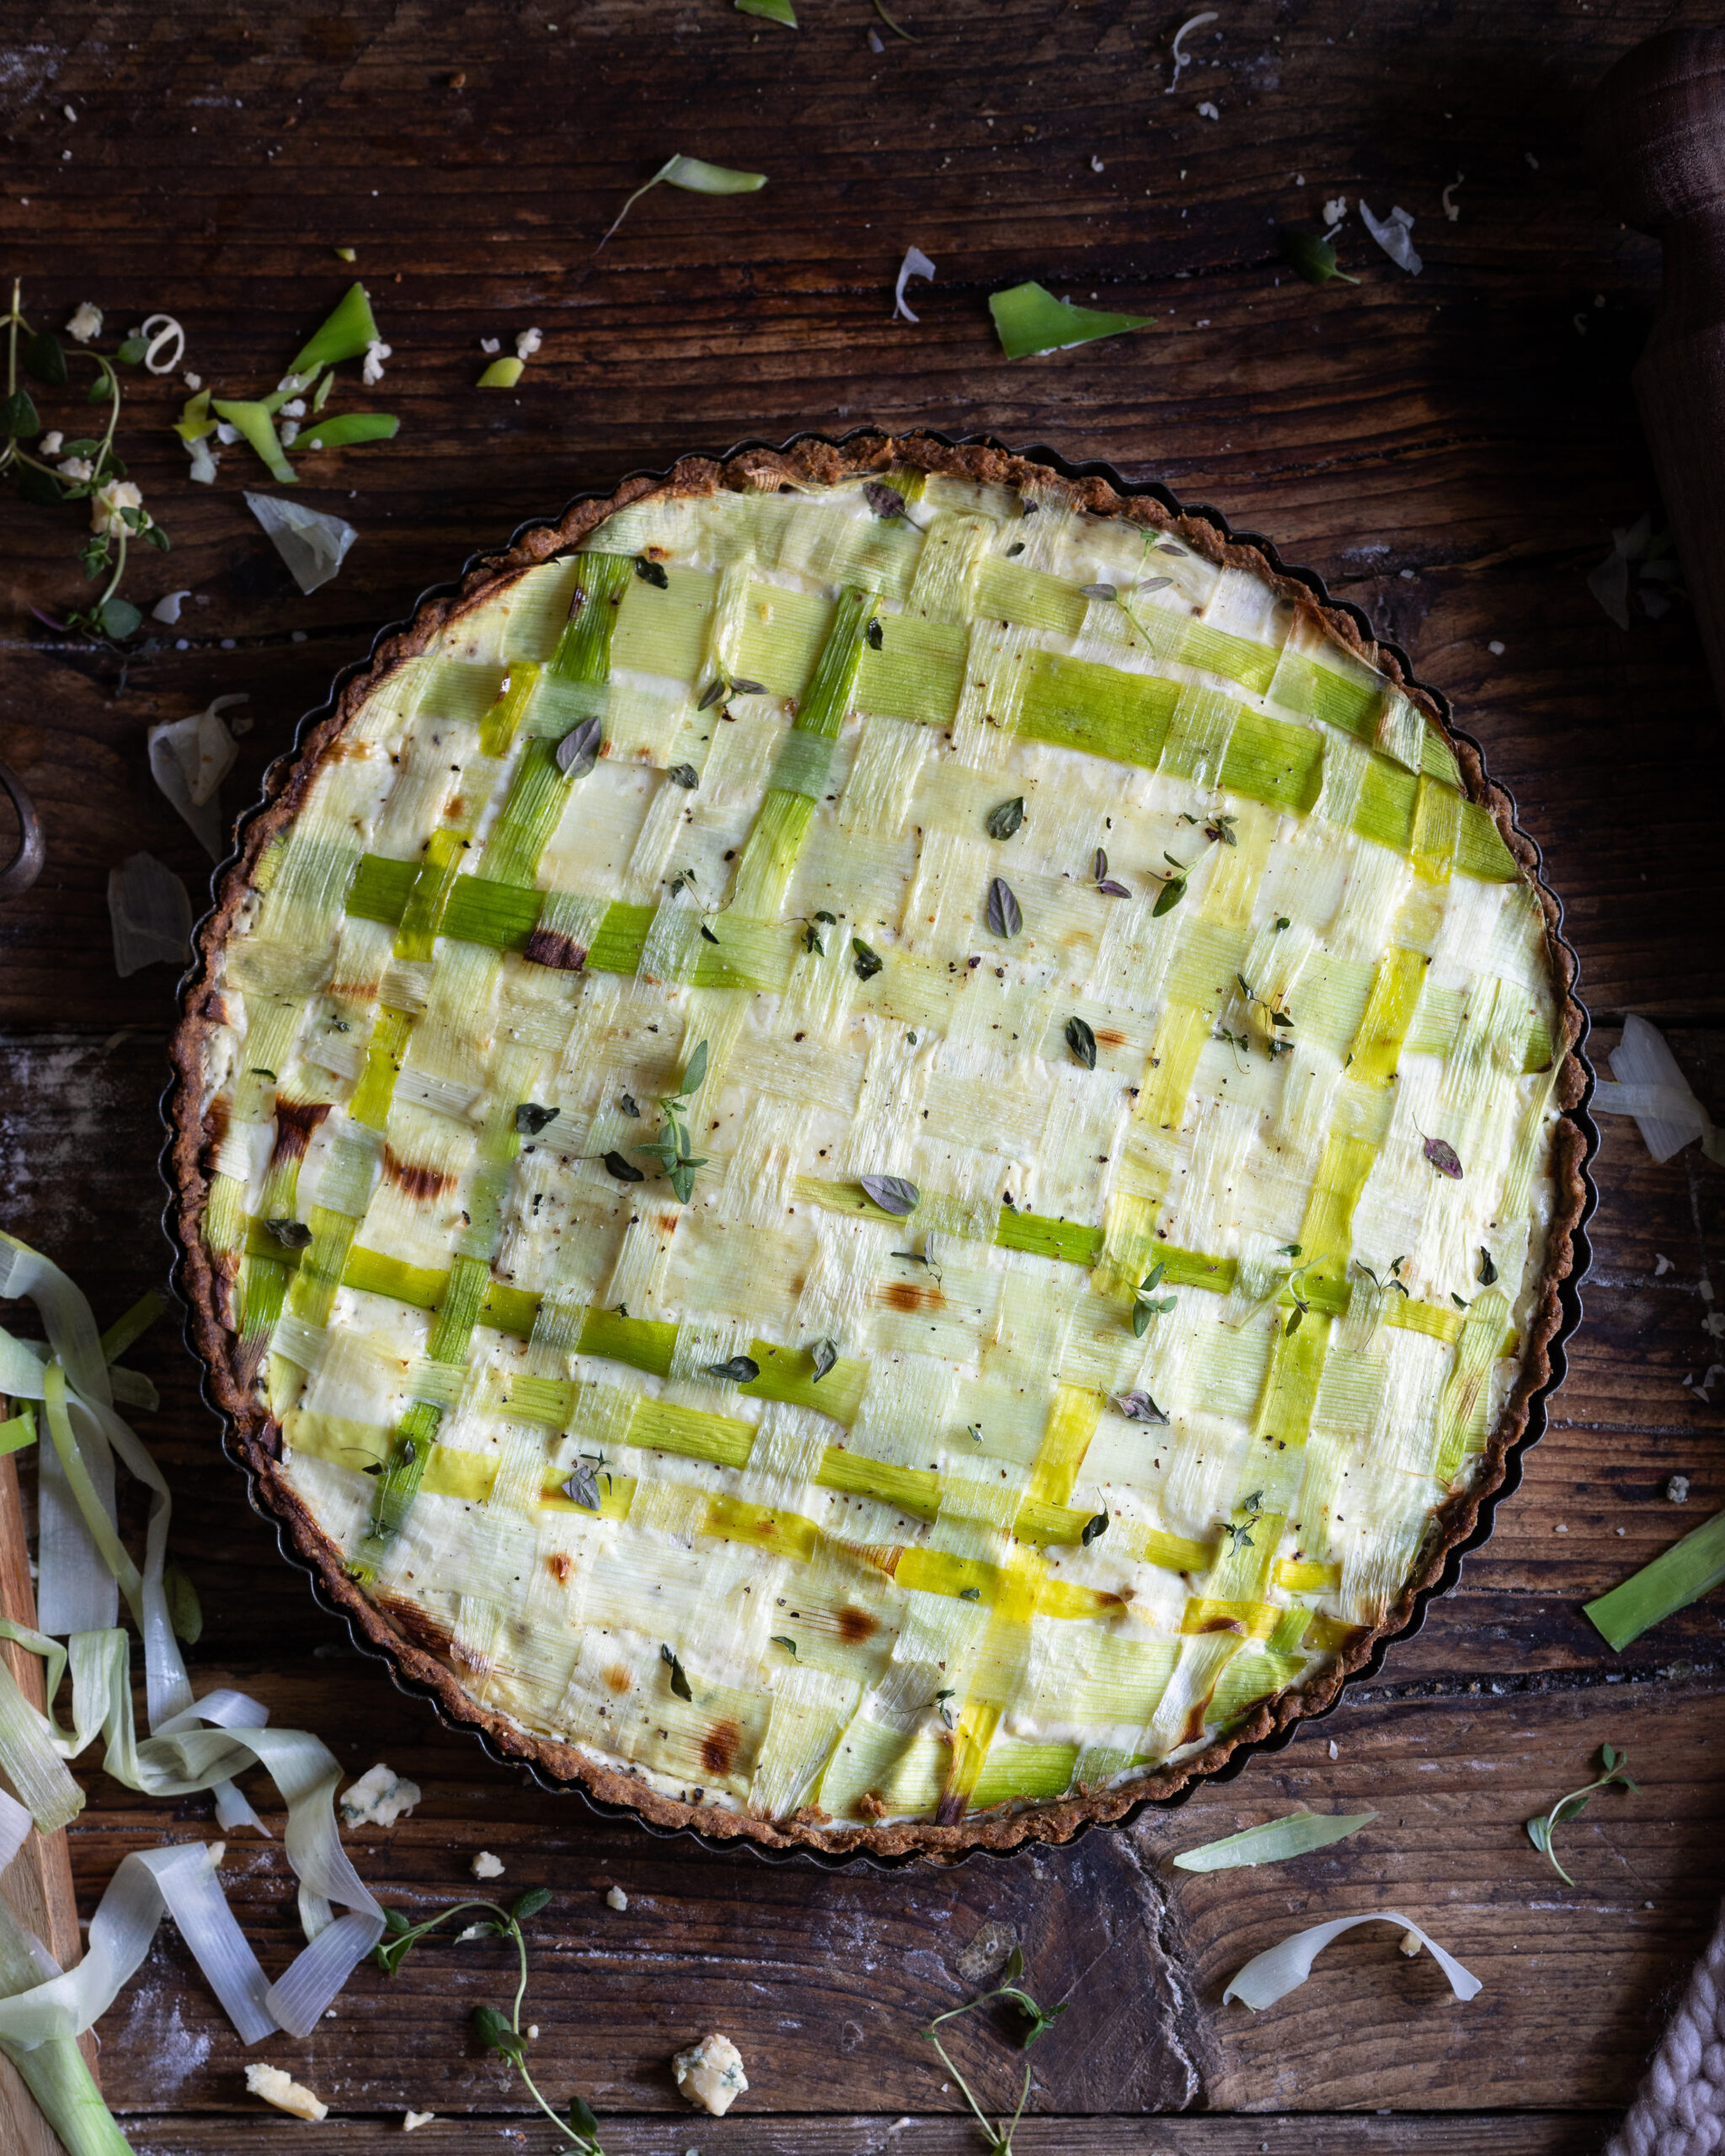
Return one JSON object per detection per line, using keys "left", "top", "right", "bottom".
{"left": 860, "top": 1173, "right": 919, "bottom": 1217}
{"left": 1423, "top": 1136, "right": 1464, "bottom": 1179}
{"left": 555, "top": 715, "right": 603, "bottom": 780}
{"left": 1097, "top": 878, "right": 1131, "bottom": 899}
{"left": 986, "top": 876, "right": 1022, "bottom": 938}
{"left": 863, "top": 479, "right": 908, "bottom": 520}
{"left": 1115, "top": 1390, "right": 1168, "bottom": 1424}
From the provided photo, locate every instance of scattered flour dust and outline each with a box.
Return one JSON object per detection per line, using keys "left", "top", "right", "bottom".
{"left": 0, "top": 1040, "right": 134, "bottom": 1235}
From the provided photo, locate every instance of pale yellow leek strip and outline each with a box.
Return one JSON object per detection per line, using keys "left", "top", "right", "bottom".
{"left": 1274, "top": 1557, "right": 1341, "bottom": 1593}
{"left": 1347, "top": 945, "right": 1430, "bottom": 1084}
{"left": 1025, "top": 1385, "right": 1103, "bottom": 1509}
{"left": 41, "top": 1364, "right": 142, "bottom": 1618}
{"left": 1137, "top": 1003, "right": 1211, "bottom": 1130}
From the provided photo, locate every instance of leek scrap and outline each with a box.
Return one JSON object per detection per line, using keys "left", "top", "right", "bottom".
{"left": 99, "top": 1291, "right": 164, "bottom": 1366}
{"left": 598, "top": 153, "right": 768, "bottom": 248}
{"left": 736, "top": 0, "right": 797, "bottom": 20}
{"left": 211, "top": 398, "right": 296, "bottom": 483}
{"left": 288, "top": 282, "right": 381, "bottom": 376}
{"left": 1173, "top": 1808, "right": 1376, "bottom": 1872}
{"left": 293, "top": 412, "right": 399, "bottom": 451}
{"left": 1223, "top": 1910, "right": 1482, "bottom": 2010}
{"left": 989, "top": 281, "right": 1154, "bottom": 360}
{"left": 1584, "top": 1507, "right": 1725, "bottom": 1651}
{"left": 477, "top": 356, "right": 525, "bottom": 388}
{"left": 0, "top": 1407, "right": 35, "bottom": 1456}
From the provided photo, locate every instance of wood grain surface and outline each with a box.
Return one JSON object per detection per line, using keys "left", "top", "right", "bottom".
{"left": 2, "top": 2, "right": 1724, "bottom": 2150}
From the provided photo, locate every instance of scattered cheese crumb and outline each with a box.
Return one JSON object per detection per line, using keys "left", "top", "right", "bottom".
{"left": 1322, "top": 195, "right": 1348, "bottom": 226}
{"left": 674, "top": 2032, "right": 748, "bottom": 2118}
{"left": 1090, "top": 154, "right": 1105, "bottom": 173}
{"left": 246, "top": 2062, "right": 328, "bottom": 2122}
{"left": 515, "top": 327, "right": 543, "bottom": 361}
{"left": 471, "top": 1850, "right": 505, "bottom": 1880}
{"left": 1442, "top": 173, "right": 1464, "bottom": 222}
{"left": 457, "top": 1924, "right": 489, "bottom": 1942}
{"left": 1669, "top": 1475, "right": 1690, "bottom": 1504}
{"left": 1398, "top": 1929, "right": 1423, "bottom": 1959}
{"left": 1554, "top": 1523, "right": 1568, "bottom": 1534}
{"left": 404, "top": 2111, "right": 435, "bottom": 2132}
{"left": 339, "top": 1763, "right": 421, "bottom": 1829}
{"left": 606, "top": 1886, "right": 628, "bottom": 1911}
{"left": 91, "top": 480, "right": 147, "bottom": 538}
{"left": 1487, "top": 639, "right": 1505, "bottom": 655}
{"left": 56, "top": 455, "right": 94, "bottom": 483}
{"left": 39, "top": 430, "right": 62, "bottom": 456}
{"left": 184, "top": 371, "right": 202, "bottom": 389}
{"left": 63, "top": 104, "right": 77, "bottom": 123}
{"left": 66, "top": 302, "right": 103, "bottom": 343}
{"left": 1196, "top": 100, "right": 1220, "bottom": 119}
{"left": 528, "top": 2025, "right": 539, "bottom": 2040}
{"left": 1327, "top": 1738, "right": 1338, "bottom": 1759}
{"left": 362, "top": 338, "right": 393, "bottom": 387}
{"left": 1655, "top": 1253, "right": 1674, "bottom": 1277}
{"left": 206, "top": 1841, "right": 226, "bottom": 1869}
{"left": 480, "top": 337, "right": 501, "bottom": 355}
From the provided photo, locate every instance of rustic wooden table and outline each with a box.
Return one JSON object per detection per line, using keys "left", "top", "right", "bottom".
{"left": 3, "top": 2, "right": 1724, "bottom": 2149}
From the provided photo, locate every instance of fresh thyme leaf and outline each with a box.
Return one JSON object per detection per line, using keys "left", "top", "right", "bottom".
{"left": 697, "top": 676, "right": 727, "bottom": 711}
{"left": 731, "top": 678, "right": 767, "bottom": 696}
{"left": 1525, "top": 1745, "right": 1637, "bottom": 1886}
{"left": 633, "top": 554, "right": 670, "bottom": 588}
{"left": 966, "top": 1422, "right": 985, "bottom": 1443}
{"left": 1204, "top": 813, "right": 1238, "bottom": 846}
{"left": 1153, "top": 861, "right": 1188, "bottom": 916}
{"left": 1115, "top": 1390, "right": 1168, "bottom": 1424}
{"left": 1140, "top": 1262, "right": 1166, "bottom": 1294}
{"left": 958, "top": 1586, "right": 981, "bottom": 1602}
{"left": 473, "top": 2003, "right": 526, "bottom": 2065}
{"left": 810, "top": 1337, "right": 839, "bottom": 1381}
{"left": 863, "top": 479, "right": 908, "bottom": 519}
{"left": 933, "top": 1687, "right": 957, "bottom": 1727}
{"left": 1477, "top": 1247, "right": 1498, "bottom": 1286}
{"left": 555, "top": 714, "right": 604, "bottom": 780}
{"left": 861, "top": 1172, "right": 919, "bottom": 1216}
{"left": 515, "top": 1102, "right": 560, "bottom": 1136}
{"left": 681, "top": 1038, "right": 709, "bottom": 1094}
{"left": 866, "top": 617, "right": 884, "bottom": 650}
{"left": 666, "top": 1155, "right": 707, "bottom": 1204}
{"left": 852, "top": 936, "right": 884, "bottom": 979}
{"left": 706, "top": 1355, "right": 761, "bottom": 1384}
{"left": 563, "top": 1460, "right": 603, "bottom": 1510}
{"left": 1093, "top": 846, "right": 1108, "bottom": 882}
{"left": 1423, "top": 1135, "right": 1465, "bottom": 1179}
{"left": 737, "top": 0, "right": 798, "bottom": 19}
{"left": 1097, "top": 877, "right": 1131, "bottom": 898}
{"left": 511, "top": 1887, "right": 554, "bottom": 1924}
{"left": 1065, "top": 1014, "right": 1097, "bottom": 1070}
{"left": 986, "top": 875, "right": 1022, "bottom": 938}
{"left": 602, "top": 1150, "right": 645, "bottom": 1182}
{"left": 661, "top": 1643, "right": 694, "bottom": 1700}
{"left": 1, "top": 387, "right": 40, "bottom": 439}
{"left": 1279, "top": 226, "right": 1361, "bottom": 286}
{"left": 1007, "top": 540, "right": 1025, "bottom": 555}
{"left": 619, "top": 1092, "right": 639, "bottom": 1118}
{"left": 264, "top": 1217, "right": 313, "bottom": 1250}
{"left": 986, "top": 794, "right": 1026, "bottom": 841}
{"left": 1274, "top": 915, "right": 1290, "bottom": 930}
{"left": 1081, "top": 1511, "right": 1109, "bottom": 1545}
{"left": 699, "top": 923, "right": 720, "bottom": 943}
{"left": 666, "top": 761, "right": 699, "bottom": 788}
{"left": 771, "top": 1634, "right": 798, "bottom": 1652}
{"left": 1079, "top": 581, "right": 1118, "bottom": 601}
{"left": 1450, "top": 1292, "right": 1470, "bottom": 1310}
{"left": 804, "top": 921, "right": 826, "bottom": 956}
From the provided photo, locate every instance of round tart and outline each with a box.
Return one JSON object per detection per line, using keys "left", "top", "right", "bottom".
{"left": 169, "top": 435, "right": 1589, "bottom": 1855}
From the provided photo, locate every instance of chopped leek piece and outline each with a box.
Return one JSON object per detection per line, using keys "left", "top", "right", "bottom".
{"left": 289, "top": 282, "right": 381, "bottom": 375}
{"left": 0, "top": 1407, "right": 36, "bottom": 1456}
{"left": 477, "top": 357, "right": 525, "bottom": 389}
{"left": 737, "top": 0, "right": 797, "bottom": 19}
{"left": 244, "top": 493, "right": 358, "bottom": 595}
{"left": 174, "top": 387, "right": 215, "bottom": 443}
{"left": 989, "top": 281, "right": 1154, "bottom": 360}
{"left": 294, "top": 412, "right": 400, "bottom": 451}
{"left": 211, "top": 398, "right": 296, "bottom": 483}
{"left": 99, "top": 1291, "right": 165, "bottom": 1364}
{"left": 1583, "top": 1506, "right": 1725, "bottom": 1651}
{"left": 1173, "top": 1809, "right": 1375, "bottom": 1871}
{"left": 1223, "top": 1911, "right": 1482, "bottom": 2009}
{"left": 598, "top": 153, "right": 769, "bottom": 248}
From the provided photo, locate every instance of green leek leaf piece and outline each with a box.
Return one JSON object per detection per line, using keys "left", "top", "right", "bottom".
{"left": 873, "top": 0, "right": 920, "bottom": 37}
{"left": 99, "top": 1289, "right": 165, "bottom": 1364}
{"left": 599, "top": 154, "right": 769, "bottom": 248}
{"left": 1173, "top": 1809, "right": 1377, "bottom": 1872}
{"left": 1583, "top": 1505, "right": 1725, "bottom": 1651}
{"left": 478, "top": 357, "right": 525, "bottom": 388}
{"left": 0, "top": 1408, "right": 36, "bottom": 1458}
{"left": 1279, "top": 227, "right": 1360, "bottom": 287}
{"left": 989, "top": 280, "right": 1154, "bottom": 361}
{"left": 737, "top": 0, "right": 797, "bottom": 19}
{"left": 289, "top": 281, "right": 381, "bottom": 375}
{"left": 295, "top": 412, "right": 400, "bottom": 451}
{"left": 163, "top": 1556, "right": 204, "bottom": 1645}
{"left": 211, "top": 398, "right": 297, "bottom": 483}
{"left": 174, "top": 387, "right": 215, "bottom": 443}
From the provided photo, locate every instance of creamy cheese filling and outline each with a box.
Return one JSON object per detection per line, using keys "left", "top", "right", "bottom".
{"left": 193, "top": 467, "right": 1561, "bottom": 1832}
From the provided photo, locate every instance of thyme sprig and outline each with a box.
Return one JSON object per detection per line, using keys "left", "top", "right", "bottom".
{"left": 373, "top": 1892, "right": 604, "bottom": 2152}
{"left": 1525, "top": 1744, "right": 1638, "bottom": 1886}
{"left": 634, "top": 1038, "right": 709, "bottom": 1203}
{"left": 3, "top": 279, "right": 168, "bottom": 642}
{"left": 923, "top": 1945, "right": 1068, "bottom": 2153}
{"left": 1132, "top": 1260, "right": 1177, "bottom": 1336}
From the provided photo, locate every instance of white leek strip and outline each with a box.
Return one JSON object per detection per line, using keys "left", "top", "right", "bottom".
{"left": 0, "top": 1654, "right": 82, "bottom": 1833}
{"left": 40, "top": 1368, "right": 141, "bottom": 1617}
{"left": 0, "top": 1235, "right": 111, "bottom": 1405}
{"left": 1167, "top": 9, "right": 1216, "bottom": 90}
{"left": 1604, "top": 1015, "right": 1725, "bottom": 1166}
{"left": 1172, "top": 1809, "right": 1376, "bottom": 1872}
{"left": 893, "top": 246, "right": 936, "bottom": 323}
{"left": 0, "top": 1789, "right": 30, "bottom": 1874}
{"left": 106, "top": 852, "right": 193, "bottom": 978}
{"left": 244, "top": 493, "right": 358, "bottom": 595}
{"left": 0, "top": 1891, "right": 129, "bottom": 2156}
{"left": 147, "top": 695, "right": 243, "bottom": 861}
{"left": 1222, "top": 1910, "right": 1482, "bottom": 2009}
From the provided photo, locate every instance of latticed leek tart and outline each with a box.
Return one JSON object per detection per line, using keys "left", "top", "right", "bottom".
{"left": 171, "top": 436, "right": 1588, "bottom": 1855}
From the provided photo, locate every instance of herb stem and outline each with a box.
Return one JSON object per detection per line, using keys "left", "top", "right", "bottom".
{"left": 94, "top": 529, "right": 128, "bottom": 615}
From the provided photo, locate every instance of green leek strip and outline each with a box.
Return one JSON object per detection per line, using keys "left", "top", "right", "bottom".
{"left": 0, "top": 1649, "right": 81, "bottom": 1829}
{"left": 289, "top": 280, "right": 380, "bottom": 374}
{"left": 1220, "top": 708, "right": 1325, "bottom": 814}
{"left": 237, "top": 1251, "right": 289, "bottom": 1350}
{"left": 856, "top": 616, "right": 966, "bottom": 725}
{"left": 1348, "top": 947, "right": 1429, "bottom": 1083}
{"left": 282, "top": 1206, "right": 360, "bottom": 1328}
{"left": 1410, "top": 772, "right": 1462, "bottom": 883}
{"left": 359, "top": 1253, "right": 492, "bottom": 1558}
{"left": 815, "top": 1447, "right": 942, "bottom": 1525}
{"left": 349, "top": 1006, "right": 414, "bottom": 1129}
{"left": 1295, "top": 1134, "right": 1377, "bottom": 1303}
{"left": 480, "top": 739, "right": 575, "bottom": 890}
{"left": 1254, "top": 1314, "right": 1331, "bottom": 1458}
{"left": 0, "top": 1407, "right": 35, "bottom": 1456}
{"left": 1017, "top": 650, "right": 1177, "bottom": 770}
{"left": 575, "top": 1304, "right": 676, "bottom": 1377}
{"left": 1270, "top": 650, "right": 1381, "bottom": 737}
{"left": 995, "top": 1209, "right": 1103, "bottom": 1267}
{"left": 585, "top": 902, "right": 655, "bottom": 972}
{"left": 1584, "top": 1507, "right": 1725, "bottom": 1652}
{"left": 740, "top": 1342, "right": 868, "bottom": 1426}
{"left": 211, "top": 398, "right": 296, "bottom": 483}
{"left": 1455, "top": 798, "right": 1519, "bottom": 882}
{"left": 974, "top": 556, "right": 1088, "bottom": 638}
{"left": 477, "top": 662, "right": 542, "bottom": 759}
{"left": 1350, "top": 752, "right": 1417, "bottom": 854}
{"left": 793, "top": 584, "right": 875, "bottom": 738}
{"left": 393, "top": 827, "right": 472, "bottom": 960}
{"left": 346, "top": 851, "right": 419, "bottom": 926}
{"left": 294, "top": 412, "right": 399, "bottom": 451}
{"left": 1432, "top": 1289, "right": 1509, "bottom": 1484}
{"left": 936, "top": 1700, "right": 1001, "bottom": 1823}
{"left": 548, "top": 552, "right": 634, "bottom": 682}
{"left": 0, "top": 1901, "right": 131, "bottom": 2156}
{"left": 730, "top": 789, "right": 815, "bottom": 917}
{"left": 1011, "top": 1495, "right": 1101, "bottom": 1549}
{"left": 630, "top": 1397, "right": 755, "bottom": 1470}
{"left": 1208, "top": 1646, "right": 1306, "bottom": 1727}
{"left": 99, "top": 1291, "right": 164, "bottom": 1364}
{"left": 41, "top": 1364, "right": 142, "bottom": 1615}
{"left": 972, "top": 1741, "right": 1079, "bottom": 1812}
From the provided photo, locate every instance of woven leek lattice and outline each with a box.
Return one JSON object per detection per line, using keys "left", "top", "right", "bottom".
{"left": 193, "top": 463, "right": 1562, "bottom": 1836}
